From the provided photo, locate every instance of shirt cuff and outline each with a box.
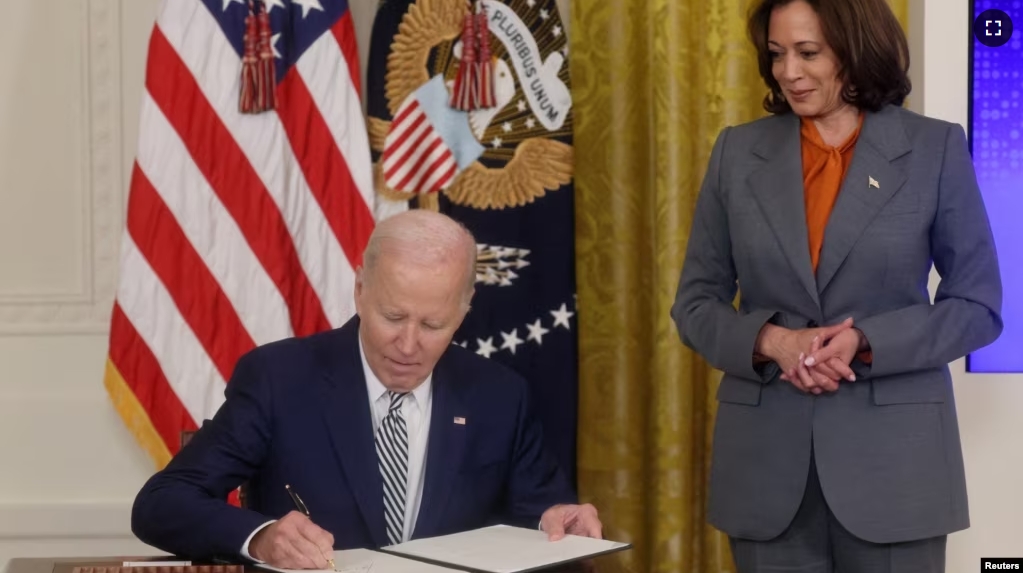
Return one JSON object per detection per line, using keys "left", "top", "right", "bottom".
{"left": 240, "top": 520, "right": 276, "bottom": 562}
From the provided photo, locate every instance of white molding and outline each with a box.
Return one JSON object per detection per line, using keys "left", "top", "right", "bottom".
{"left": 0, "top": 503, "right": 133, "bottom": 540}
{"left": 0, "top": 0, "right": 123, "bottom": 335}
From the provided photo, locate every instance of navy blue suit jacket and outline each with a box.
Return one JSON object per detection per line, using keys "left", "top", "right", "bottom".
{"left": 131, "top": 316, "right": 575, "bottom": 560}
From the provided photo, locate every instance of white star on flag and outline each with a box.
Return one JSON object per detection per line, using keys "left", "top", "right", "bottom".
{"left": 540, "top": 8, "right": 550, "bottom": 19}
{"left": 503, "top": 122, "right": 513, "bottom": 133}
{"left": 265, "top": 0, "right": 287, "bottom": 12}
{"left": 526, "top": 319, "right": 550, "bottom": 345}
{"left": 552, "top": 25, "right": 562, "bottom": 38}
{"left": 476, "top": 337, "right": 497, "bottom": 358}
{"left": 550, "top": 303, "right": 574, "bottom": 329}
{"left": 517, "top": 100, "right": 528, "bottom": 112}
{"left": 525, "top": 117, "right": 536, "bottom": 129}
{"left": 492, "top": 137, "right": 503, "bottom": 148}
{"left": 527, "top": 0, "right": 537, "bottom": 6}
{"left": 222, "top": 0, "right": 244, "bottom": 10}
{"left": 293, "top": 0, "right": 324, "bottom": 18}
{"left": 271, "top": 33, "right": 282, "bottom": 59}
{"left": 500, "top": 329, "right": 524, "bottom": 355}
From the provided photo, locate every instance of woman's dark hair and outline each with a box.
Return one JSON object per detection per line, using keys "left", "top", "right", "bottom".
{"left": 747, "top": 0, "right": 911, "bottom": 114}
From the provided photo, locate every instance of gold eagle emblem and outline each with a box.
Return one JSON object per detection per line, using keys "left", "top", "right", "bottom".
{"left": 367, "top": 0, "right": 574, "bottom": 211}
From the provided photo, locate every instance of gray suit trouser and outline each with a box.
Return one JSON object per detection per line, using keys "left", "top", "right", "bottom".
{"left": 728, "top": 448, "right": 946, "bottom": 573}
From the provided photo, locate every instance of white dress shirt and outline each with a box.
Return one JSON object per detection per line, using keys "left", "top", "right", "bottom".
{"left": 240, "top": 335, "right": 434, "bottom": 558}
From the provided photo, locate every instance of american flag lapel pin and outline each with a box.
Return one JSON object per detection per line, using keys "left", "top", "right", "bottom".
{"left": 453, "top": 416, "right": 466, "bottom": 425}
{"left": 868, "top": 176, "right": 880, "bottom": 189}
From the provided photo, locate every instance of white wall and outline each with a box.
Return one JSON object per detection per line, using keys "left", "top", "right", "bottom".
{"left": 0, "top": 0, "right": 1015, "bottom": 571}
{"left": 0, "top": 1, "right": 165, "bottom": 568}
{"left": 0, "top": 0, "right": 567, "bottom": 571}
{"left": 915, "top": 0, "right": 1023, "bottom": 568}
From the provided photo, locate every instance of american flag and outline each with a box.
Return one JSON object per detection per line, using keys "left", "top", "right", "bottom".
{"left": 103, "top": 0, "right": 374, "bottom": 469}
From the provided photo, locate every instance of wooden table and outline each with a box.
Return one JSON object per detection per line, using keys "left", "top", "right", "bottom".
{"left": 7, "top": 554, "right": 611, "bottom": 573}
{"left": 7, "top": 558, "right": 242, "bottom": 573}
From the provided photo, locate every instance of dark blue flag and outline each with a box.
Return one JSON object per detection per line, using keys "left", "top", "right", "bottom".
{"left": 366, "top": 0, "right": 578, "bottom": 488}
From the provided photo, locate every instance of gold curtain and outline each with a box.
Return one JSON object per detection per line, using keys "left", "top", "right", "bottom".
{"left": 569, "top": 1, "right": 909, "bottom": 572}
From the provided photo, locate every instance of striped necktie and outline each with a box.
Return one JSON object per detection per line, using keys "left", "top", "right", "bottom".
{"left": 376, "top": 391, "right": 409, "bottom": 546}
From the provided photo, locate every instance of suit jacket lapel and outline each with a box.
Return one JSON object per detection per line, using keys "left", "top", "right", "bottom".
{"left": 815, "top": 107, "right": 910, "bottom": 293}
{"left": 748, "top": 114, "right": 821, "bottom": 308}
{"left": 316, "top": 318, "right": 388, "bottom": 548}
{"left": 412, "top": 355, "right": 467, "bottom": 539}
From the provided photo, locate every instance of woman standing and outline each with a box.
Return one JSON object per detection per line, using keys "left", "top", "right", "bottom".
{"left": 670, "top": 0, "right": 1002, "bottom": 571}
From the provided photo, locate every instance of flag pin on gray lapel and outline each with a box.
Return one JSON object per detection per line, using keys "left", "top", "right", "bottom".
{"left": 868, "top": 176, "right": 880, "bottom": 189}
{"left": 454, "top": 417, "right": 466, "bottom": 425}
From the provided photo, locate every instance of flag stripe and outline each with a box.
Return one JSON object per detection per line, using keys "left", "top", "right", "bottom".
{"left": 156, "top": 0, "right": 359, "bottom": 328}
{"left": 146, "top": 25, "right": 330, "bottom": 337}
{"left": 399, "top": 137, "right": 448, "bottom": 192}
{"left": 383, "top": 106, "right": 428, "bottom": 165}
{"left": 330, "top": 11, "right": 362, "bottom": 99}
{"left": 420, "top": 153, "right": 458, "bottom": 194}
{"left": 394, "top": 137, "right": 443, "bottom": 191}
{"left": 391, "top": 100, "right": 419, "bottom": 130}
{"left": 302, "top": 16, "right": 375, "bottom": 208}
{"left": 107, "top": 303, "right": 197, "bottom": 454}
{"left": 116, "top": 234, "right": 227, "bottom": 424}
{"left": 278, "top": 65, "right": 374, "bottom": 271}
{"left": 383, "top": 125, "right": 433, "bottom": 186}
{"left": 127, "top": 162, "right": 256, "bottom": 383}
{"left": 135, "top": 93, "right": 292, "bottom": 345}
{"left": 383, "top": 111, "right": 428, "bottom": 175}
{"left": 392, "top": 130, "right": 441, "bottom": 190}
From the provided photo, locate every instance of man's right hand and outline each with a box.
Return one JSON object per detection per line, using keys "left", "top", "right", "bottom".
{"left": 249, "top": 511, "right": 335, "bottom": 569}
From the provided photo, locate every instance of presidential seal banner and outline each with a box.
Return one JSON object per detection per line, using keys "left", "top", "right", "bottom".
{"left": 366, "top": 0, "right": 578, "bottom": 488}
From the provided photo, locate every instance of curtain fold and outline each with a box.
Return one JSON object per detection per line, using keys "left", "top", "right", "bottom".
{"left": 570, "top": 1, "right": 910, "bottom": 571}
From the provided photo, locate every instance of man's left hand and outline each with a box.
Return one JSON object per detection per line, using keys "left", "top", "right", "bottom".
{"left": 540, "top": 503, "right": 603, "bottom": 541}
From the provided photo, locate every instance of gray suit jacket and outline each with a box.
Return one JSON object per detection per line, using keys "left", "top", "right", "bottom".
{"left": 671, "top": 104, "right": 1003, "bottom": 544}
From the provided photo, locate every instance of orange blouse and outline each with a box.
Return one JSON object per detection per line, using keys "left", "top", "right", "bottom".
{"left": 800, "top": 114, "right": 872, "bottom": 364}
{"left": 800, "top": 115, "right": 863, "bottom": 273}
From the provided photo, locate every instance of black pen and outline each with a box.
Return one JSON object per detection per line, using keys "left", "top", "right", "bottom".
{"left": 285, "top": 484, "right": 336, "bottom": 571}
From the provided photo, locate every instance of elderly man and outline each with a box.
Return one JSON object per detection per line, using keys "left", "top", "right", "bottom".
{"left": 130, "top": 210, "right": 599, "bottom": 569}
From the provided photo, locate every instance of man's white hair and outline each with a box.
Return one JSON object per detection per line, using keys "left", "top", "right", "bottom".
{"left": 361, "top": 209, "right": 477, "bottom": 304}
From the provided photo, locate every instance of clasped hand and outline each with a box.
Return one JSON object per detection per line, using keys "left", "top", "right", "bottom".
{"left": 756, "top": 317, "right": 865, "bottom": 395}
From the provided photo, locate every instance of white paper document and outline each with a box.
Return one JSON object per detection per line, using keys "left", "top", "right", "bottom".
{"left": 381, "top": 524, "right": 632, "bottom": 573}
{"left": 256, "top": 548, "right": 460, "bottom": 573}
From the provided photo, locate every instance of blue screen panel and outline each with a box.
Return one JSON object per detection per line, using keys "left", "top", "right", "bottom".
{"left": 967, "top": 1, "right": 1023, "bottom": 372}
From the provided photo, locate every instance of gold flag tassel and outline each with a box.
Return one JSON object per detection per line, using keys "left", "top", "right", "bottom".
{"left": 239, "top": 1, "right": 259, "bottom": 113}
{"left": 240, "top": 0, "right": 276, "bottom": 114}
{"left": 255, "top": 0, "right": 277, "bottom": 112}
{"left": 474, "top": 1, "right": 496, "bottom": 108}
{"left": 449, "top": 1, "right": 478, "bottom": 110}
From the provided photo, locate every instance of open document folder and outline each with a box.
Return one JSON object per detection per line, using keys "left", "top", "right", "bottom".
{"left": 256, "top": 548, "right": 459, "bottom": 572}
{"left": 255, "top": 525, "right": 631, "bottom": 573}
{"left": 381, "top": 524, "right": 632, "bottom": 573}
